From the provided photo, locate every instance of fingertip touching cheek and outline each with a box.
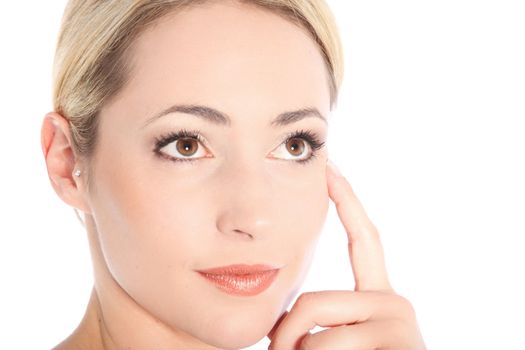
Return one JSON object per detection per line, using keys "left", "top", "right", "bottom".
{"left": 87, "top": 1, "right": 331, "bottom": 349}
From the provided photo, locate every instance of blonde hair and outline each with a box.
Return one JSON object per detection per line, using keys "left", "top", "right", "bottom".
{"left": 53, "top": 0, "right": 343, "bottom": 159}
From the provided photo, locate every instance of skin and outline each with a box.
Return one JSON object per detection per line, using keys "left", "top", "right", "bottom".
{"left": 41, "top": 1, "right": 426, "bottom": 349}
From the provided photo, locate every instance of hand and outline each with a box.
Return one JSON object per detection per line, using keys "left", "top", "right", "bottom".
{"left": 266, "top": 160, "right": 426, "bottom": 350}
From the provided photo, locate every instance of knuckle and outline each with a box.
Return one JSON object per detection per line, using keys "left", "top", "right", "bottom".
{"left": 392, "top": 294, "right": 417, "bottom": 320}
{"left": 400, "top": 295, "right": 416, "bottom": 314}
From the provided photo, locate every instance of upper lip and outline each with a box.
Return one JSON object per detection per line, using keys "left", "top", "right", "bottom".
{"left": 196, "top": 264, "right": 280, "bottom": 275}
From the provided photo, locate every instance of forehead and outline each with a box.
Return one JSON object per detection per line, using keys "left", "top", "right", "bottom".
{"left": 112, "top": 1, "right": 330, "bottom": 125}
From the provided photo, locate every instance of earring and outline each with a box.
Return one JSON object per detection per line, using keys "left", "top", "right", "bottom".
{"left": 74, "top": 169, "right": 82, "bottom": 177}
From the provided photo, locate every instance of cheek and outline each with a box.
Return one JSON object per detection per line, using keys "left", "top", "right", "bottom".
{"left": 272, "top": 168, "right": 329, "bottom": 294}
{"left": 281, "top": 164, "right": 329, "bottom": 246}
{"left": 88, "top": 148, "right": 210, "bottom": 299}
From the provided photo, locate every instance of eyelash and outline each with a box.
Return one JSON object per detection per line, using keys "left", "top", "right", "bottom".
{"left": 153, "top": 128, "right": 325, "bottom": 165}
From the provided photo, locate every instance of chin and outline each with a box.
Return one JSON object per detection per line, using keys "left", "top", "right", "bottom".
{"left": 191, "top": 297, "right": 283, "bottom": 350}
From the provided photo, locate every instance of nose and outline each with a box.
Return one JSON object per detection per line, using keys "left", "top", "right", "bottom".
{"left": 214, "top": 160, "right": 276, "bottom": 241}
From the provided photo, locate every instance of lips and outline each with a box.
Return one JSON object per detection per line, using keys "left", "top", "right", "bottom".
{"left": 196, "top": 264, "right": 280, "bottom": 296}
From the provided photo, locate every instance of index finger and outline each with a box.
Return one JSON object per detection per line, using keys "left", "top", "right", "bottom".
{"left": 326, "top": 160, "right": 393, "bottom": 292}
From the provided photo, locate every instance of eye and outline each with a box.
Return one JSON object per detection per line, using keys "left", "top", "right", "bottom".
{"left": 269, "top": 129, "right": 326, "bottom": 164}
{"left": 153, "top": 129, "right": 210, "bottom": 163}
{"left": 153, "top": 128, "right": 325, "bottom": 165}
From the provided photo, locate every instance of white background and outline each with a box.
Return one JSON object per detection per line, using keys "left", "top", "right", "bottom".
{"left": 1, "top": 1, "right": 524, "bottom": 349}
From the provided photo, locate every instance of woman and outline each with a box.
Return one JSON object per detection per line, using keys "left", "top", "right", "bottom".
{"left": 41, "top": 0, "right": 426, "bottom": 349}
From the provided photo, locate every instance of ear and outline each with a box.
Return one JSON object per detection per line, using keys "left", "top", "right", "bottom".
{"left": 41, "top": 111, "right": 92, "bottom": 214}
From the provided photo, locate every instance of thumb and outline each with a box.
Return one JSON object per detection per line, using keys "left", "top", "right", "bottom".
{"left": 267, "top": 311, "right": 288, "bottom": 341}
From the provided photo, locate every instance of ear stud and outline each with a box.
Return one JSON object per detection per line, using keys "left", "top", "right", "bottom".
{"left": 74, "top": 169, "right": 82, "bottom": 177}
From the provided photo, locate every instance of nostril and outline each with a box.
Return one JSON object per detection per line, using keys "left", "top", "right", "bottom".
{"left": 234, "top": 229, "right": 254, "bottom": 239}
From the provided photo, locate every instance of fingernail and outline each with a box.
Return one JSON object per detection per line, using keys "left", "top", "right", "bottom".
{"left": 327, "top": 159, "right": 342, "bottom": 177}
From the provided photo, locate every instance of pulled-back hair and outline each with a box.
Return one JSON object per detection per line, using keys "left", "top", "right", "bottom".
{"left": 52, "top": 0, "right": 344, "bottom": 162}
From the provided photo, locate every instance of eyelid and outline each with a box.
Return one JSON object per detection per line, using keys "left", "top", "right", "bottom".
{"left": 154, "top": 128, "right": 210, "bottom": 149}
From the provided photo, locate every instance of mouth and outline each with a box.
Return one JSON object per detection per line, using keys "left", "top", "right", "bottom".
{"left": 195, "top": 264, "right": 281, "bottom": 297}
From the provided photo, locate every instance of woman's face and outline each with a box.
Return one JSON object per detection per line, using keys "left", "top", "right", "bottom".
{"left": 86, "top": 1, "right": 330, "bottom": 348}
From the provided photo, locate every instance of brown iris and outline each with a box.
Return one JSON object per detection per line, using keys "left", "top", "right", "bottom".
{"left": 286, "top": 138, "right": 306, "bottom": 156}
{"left": 176, "top": 138, "right": 199, "bottom": 156}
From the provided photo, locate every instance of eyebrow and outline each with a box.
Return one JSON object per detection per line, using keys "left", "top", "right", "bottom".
{"left": 142, "top": 104, "right": 327, "bottom": 128}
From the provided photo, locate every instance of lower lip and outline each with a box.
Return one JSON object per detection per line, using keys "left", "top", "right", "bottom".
{"left": 197, "top": 269, "right": 279, "bottom": 296}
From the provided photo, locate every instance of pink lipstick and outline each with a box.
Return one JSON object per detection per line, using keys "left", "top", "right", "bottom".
{"left": 196, "top": 264, "right": 280, "bottom": 296}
